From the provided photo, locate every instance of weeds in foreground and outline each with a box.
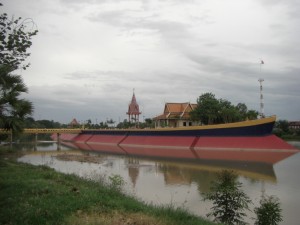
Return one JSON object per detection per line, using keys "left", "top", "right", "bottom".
{"left": 204, "top": 170, "right": 283, "bottom": 225}
{"left": 0, "top": 158, "right": 215, "bottom": 225}
{"left": 108, "top": 174, "right": 125, "bottom": 191}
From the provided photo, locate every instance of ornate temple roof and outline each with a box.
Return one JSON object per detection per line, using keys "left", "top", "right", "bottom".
{"left": 153, "top": 102, "right": 197, "bottom": 120}
{"left": 70, "top": 118, "right": 79, "bottom": 125}
{"left": 127, "top": 92, "right": 141, "bottom": 115}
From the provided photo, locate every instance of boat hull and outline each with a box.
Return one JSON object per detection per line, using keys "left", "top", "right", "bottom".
{"left": 53, "top": 133, "right": 298, "bottom": 164}
{"left": 51, "top": 116, "right": 299, "bottom": 164}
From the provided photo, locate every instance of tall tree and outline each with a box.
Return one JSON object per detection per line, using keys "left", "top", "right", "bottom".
{"left": 0, "top": 5, "right": 38, "bottom": 133}
{"left": 236, "top": 103, "right": 248, "bottom": 120}
{"left": 218, "top": 99, "right": 240, "bottom": 123}
{"left": 0, "top": 8, "right": 38, "bottom": 71}
{"left": 190, "top": 92, "right": 220, "bottom": 125}
{"left": 246, "top": 110, "right": 259, "bottom": 120}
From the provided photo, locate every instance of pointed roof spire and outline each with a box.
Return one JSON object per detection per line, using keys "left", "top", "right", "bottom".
{"left": 131, "top": 92, "right": 137, "bottom": 104}
{"left": 127, "top": 89, "right": 141, "bottom": 115}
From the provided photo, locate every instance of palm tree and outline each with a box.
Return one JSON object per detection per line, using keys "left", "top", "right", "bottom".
{"left": 0, "top": 65, "right": 33, "bottom": 132}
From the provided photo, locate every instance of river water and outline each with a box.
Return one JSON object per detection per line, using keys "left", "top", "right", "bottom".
{"left": 13, "top": 141, "right": 300, "bottom": 225}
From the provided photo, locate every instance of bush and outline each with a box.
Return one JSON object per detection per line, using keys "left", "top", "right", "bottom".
{"left": 203, "top": 170, "right": 252, "bottom": 225}
{"left": 108, "top": 174, "right": 125, "bottom": 191}
{"left": 254, "top": 196, "right": 282, "bottom": 225}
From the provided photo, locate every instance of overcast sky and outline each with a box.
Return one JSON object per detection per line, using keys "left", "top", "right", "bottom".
{"left": 3, "top": 0, "right": 300, "bottom": 124}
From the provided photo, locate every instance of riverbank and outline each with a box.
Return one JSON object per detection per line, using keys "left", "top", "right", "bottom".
{"left": 0, "top": 150, "right": 217, "bottom": 225}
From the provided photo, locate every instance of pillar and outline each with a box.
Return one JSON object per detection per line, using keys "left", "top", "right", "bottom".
{"left": 57, "top": 133, "right": 61, "bottom": 151}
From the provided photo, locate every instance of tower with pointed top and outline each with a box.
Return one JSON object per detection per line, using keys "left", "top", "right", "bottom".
{"left": 127, "top": 91, "right": 141, "bottom": 126}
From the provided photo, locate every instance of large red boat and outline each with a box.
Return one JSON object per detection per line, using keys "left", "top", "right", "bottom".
{"left": 54, "top": 116, "right": 299, "bottom": 164}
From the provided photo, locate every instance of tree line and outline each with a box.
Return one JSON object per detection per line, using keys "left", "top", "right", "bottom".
{"left": 273, "top": 120, "right": 300, "bottom": 139}
{"left": 0, "top": 117, "right": 155, "bottom": 142}
{"left": 190, "top": 92, "right": 259, "bottom": 125}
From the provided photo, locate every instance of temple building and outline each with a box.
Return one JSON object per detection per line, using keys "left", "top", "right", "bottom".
{"left": 127, "top": 91, "right": 141, "bottom": 126}
{"left": 289, "top": 121, "right": 300, "bottom": 130}
{"left": 153, "top": 102, "right": 198, "bottom": 128}
{"left": 69, "top": 118, "right": 80, "bottom": 128}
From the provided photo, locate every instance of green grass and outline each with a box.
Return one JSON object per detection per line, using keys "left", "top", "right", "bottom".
{"left": 0, "top": 153, "right": 218, "bottom": 225}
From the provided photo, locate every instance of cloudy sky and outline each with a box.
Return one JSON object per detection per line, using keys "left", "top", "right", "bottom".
{"left": 3, "top": 0, "right": 300, "bottom": 124}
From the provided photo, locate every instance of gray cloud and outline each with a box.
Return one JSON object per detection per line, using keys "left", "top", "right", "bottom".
{"left": 3, "top": 0, "right": 300, "bottom": 123}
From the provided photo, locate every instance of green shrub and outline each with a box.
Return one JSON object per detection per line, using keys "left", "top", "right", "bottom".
{"left": 108, "top": 174, "right": 125, "bottom": 191}
{"left": 203, "top": 170, "right": 252, "bottom": 225}
{"left": 254, "top": 196, "right": 282, "bottom": 225}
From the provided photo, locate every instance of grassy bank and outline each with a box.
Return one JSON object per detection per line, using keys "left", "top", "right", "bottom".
{"left": 282, "top": 135, "right": 300, "bottom": 141}
{"left": 0, "top": 153, "right": 218, "bottom": 225}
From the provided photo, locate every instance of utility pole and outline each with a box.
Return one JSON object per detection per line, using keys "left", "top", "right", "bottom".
{"left": 258, "top": 78, "right": 264, "bottom": 118}
{"left": 258, "top": 59, "right": 265, "bottom": 118}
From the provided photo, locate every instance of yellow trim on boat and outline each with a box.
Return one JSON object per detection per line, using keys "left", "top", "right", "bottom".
{"left": 85, "top": 115, "right": 276, "bottom": 132}
{"left": 154, "top": 115, "right": 277, "bottom": 131}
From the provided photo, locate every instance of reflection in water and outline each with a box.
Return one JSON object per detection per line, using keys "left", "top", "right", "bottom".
{"left": 127, "top": 158, "right": 140, "bottom": 187}
{"left": 150, "top": 160, "right": 277, "bottom": 194}
{"left": 13, "top": 141, "right": 300, "bottom": 225}
{"left": 7, "top": 141, "right": 69, "bottom": 152}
